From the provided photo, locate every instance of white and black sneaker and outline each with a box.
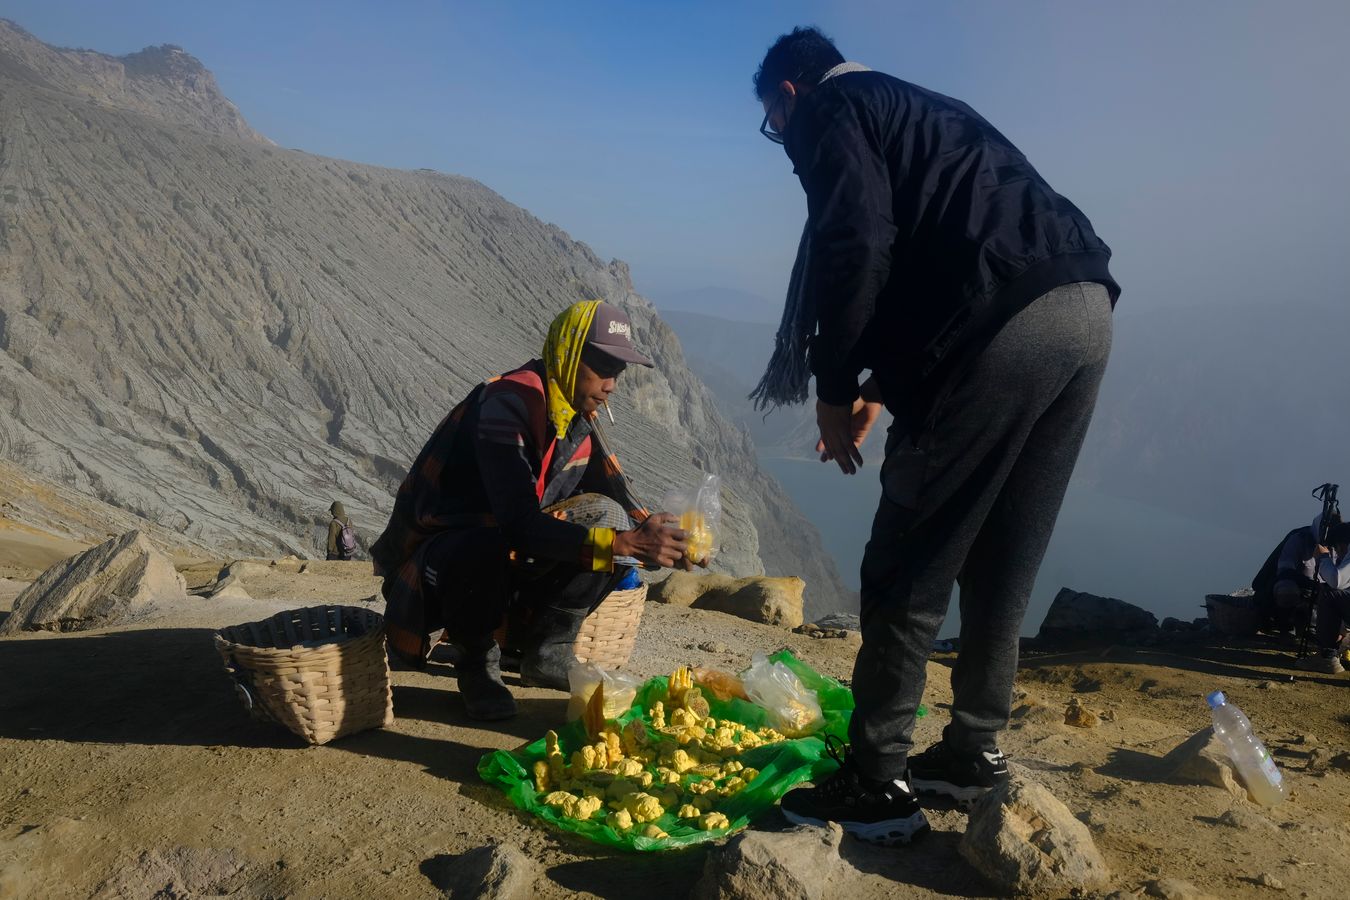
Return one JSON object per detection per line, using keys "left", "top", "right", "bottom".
{"left": 909, "top": 740, "right": 1009, "bottom": 807}
{"left": 779, "top": 736, "right": 930, "bottom": 846}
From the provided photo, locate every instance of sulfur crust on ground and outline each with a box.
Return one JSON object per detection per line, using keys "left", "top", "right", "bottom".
{"left": 0, "top": 514, "right": 1347, "bottom": 899}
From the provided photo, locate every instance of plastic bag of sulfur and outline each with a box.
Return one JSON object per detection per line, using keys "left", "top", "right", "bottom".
{"left": 663, "top": 473, "right": 721, "bottom": 564}
{"left": 567, "top": 662, "right": 643, "bottom": 722}
{"left": 742, "top": 652, "right": 824, "bottom": 737}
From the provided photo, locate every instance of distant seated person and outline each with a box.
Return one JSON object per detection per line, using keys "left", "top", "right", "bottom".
{"left": 1297, "top": 520, "right": 1350, "bottom": 675}
{"left": 371, "top": 300, "right": 694, "bottom": 720}
{"left": 1252, "top": 511, "right": 1340, "bottom": 631}
{"left": 327, "top": 501, "right": 357, "bottom": 561}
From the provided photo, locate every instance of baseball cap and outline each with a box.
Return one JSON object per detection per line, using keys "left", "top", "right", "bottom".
{"left": 586, "top": 302, "right": 654, "bottom": 368}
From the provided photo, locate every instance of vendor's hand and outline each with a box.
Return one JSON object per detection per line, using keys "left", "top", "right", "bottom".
{"left": 681, "top": 552, "right": 710, "bottom": 572}
{"left": 614, "top": 513, "right": 688, "bottom": 568}
{"left": 816, "top": 396, "right": 880, "bottom": 475}
{"left": 1315, "top": 544, "right": 1331, "bottom": 557}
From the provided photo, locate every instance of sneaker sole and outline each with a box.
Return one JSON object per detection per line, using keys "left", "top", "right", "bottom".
{"left": 782, "top": 808, "right": 930, "bottom": 846}
{"left": 910, "top": 778, "right": 994, "bottom": 808}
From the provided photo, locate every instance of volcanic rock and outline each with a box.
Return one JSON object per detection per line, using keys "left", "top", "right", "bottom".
{"left": 694, "top": 823, "right": 842, "bottom": 900}
{"left": 959, "top": 771, "right": 1111, "bottom": 895}
{"left": 650, "top": 572, "right": 805, "bottom": 628}
{"left": 0, "top": 530, "right": 186, "bottom": 634}
{"left": 1037, "top": 588, "right": 1159, "bottom": 647}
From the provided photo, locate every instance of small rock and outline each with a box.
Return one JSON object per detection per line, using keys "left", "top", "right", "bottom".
{"left": 1076, "top": 808, "right": 1108, "bottom": 834}
{"left": 959, "top": 770, "right": 1110, "bottom": 895}
{"left": 209, "top": 574, "right": 252, "bottom": 601}
{"left": 1145, "top": 877, "right": 1213, "bottom": 899}
{"left": 1214, "top": 808, "right": 1277, "bottom": 831}
{"left": 1256, "top": 681, "right": 1278, "bottom": 690}
{"left": 1011, "top": 703, "right": 1062, "bottom": 726}
{"left": 814, "top": 613, "right": 859, "bottom": 631}
{"left": 694, "top": 824, "right": 841, "bottom": 900}
{"left": 1293, "top": 733, "right": 1319, "bottom": 747}
{"left": 1100, "top": 708, "right": 1117, "bottom": 723}
{"left": 1161, "top": 727, "right": 1247, "bottom": 800}
{"left": 698, "top": 640, "right": 729, "bottom": 654}
{"left": 1257, "top": 873, "right": 1285, "bottom": 890}
{"left": 444, "top": 843, "right": 538, "bottom": 900}
{"left": 1305, "top": 748, "right": 1333, "bottom": 774}
{"left": 1064, "top": 697, "right": 1101, "bottom": 728}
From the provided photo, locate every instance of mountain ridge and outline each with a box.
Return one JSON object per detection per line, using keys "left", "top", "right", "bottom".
{"left": 0, "top": 21, "right": 850, "bottom": 617}
{"left": 0, "top": 19, "right": 268, "bottom": 144}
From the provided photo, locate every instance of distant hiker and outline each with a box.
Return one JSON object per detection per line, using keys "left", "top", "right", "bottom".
{"left": 1296, "top": 520, "right": 1350, "bottom": 675}
{"left": 327, "top": 501, "right": 357, "bottom": 561}
{"left": 371, "top": 300, "right": 693, "bottom": 721}
{"left": 750, "top": 28, "right": 1119, "bottom": 843}
{"left": 1251, "top": 510, "right": 1342, "bottom": 631}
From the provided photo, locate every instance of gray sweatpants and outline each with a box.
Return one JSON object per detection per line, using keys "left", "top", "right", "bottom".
{"left": 850, "top": 282, "right": 1113, "bottom": 780}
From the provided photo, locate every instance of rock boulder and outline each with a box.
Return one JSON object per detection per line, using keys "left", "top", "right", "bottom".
{"left": 1037, "top": 588, "right": 1158, "bottom": 647}
{"left": 443, "top": 843, "right": 538, "bottom": 900}
{"left": 0, "top": 530, "right": 186, "bottom": 634}
{"left": 694, "top": 823, "right": 842, "bottom": 900}
{"left": 1161, "top": 726, "right": 1246, "bottom": 800}
{"left": 959, "top": 770, "right": 1111, "bottom": 895}
{"left": 650, "top": 572, "right": 805, "bottom": 629}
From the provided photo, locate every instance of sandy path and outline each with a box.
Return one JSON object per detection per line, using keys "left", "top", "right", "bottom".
{"left": 0, "top": 562, "right": 1347, "bottom": 898}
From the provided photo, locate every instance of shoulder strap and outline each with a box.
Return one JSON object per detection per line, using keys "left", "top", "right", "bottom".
{"left": 536, "top": 437, "right": 558, "bottom": 503}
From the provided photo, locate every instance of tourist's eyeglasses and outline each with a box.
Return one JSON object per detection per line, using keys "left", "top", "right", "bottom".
{"left": 759, "top": 93, "right": 787, "bottom": 144}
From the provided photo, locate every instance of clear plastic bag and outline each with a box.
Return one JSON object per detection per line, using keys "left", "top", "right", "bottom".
{"left": 693, "top": 666, "right": 748, "bottom": 702}
{"left": 741, "top": 651, "right": 824, "bottom": 737}
{"left": 663, "top": 473, "right": 721, "bottom": 564}
{"left": 566, "top": 662, "right": 643, "bottom": 722}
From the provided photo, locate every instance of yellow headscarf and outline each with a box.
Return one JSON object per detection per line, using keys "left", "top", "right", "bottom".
{"left": 544, "top": 299, "right": 602, "bottom": 439}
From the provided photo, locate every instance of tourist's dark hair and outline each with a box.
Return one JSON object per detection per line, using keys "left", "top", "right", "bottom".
{"left": 753, "top": 26, "right": 845, "bottom": 99}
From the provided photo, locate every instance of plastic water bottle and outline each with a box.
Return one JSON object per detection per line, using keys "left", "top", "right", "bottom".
{"left": 1206, "top": 691, "right": 1287, "bottom": 807}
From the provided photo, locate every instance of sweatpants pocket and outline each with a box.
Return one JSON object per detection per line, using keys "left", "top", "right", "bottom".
{"left": 880, "top": 440, "right": 928, "bottom": 513}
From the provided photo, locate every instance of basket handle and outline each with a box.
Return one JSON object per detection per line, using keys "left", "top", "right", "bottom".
{"left": 222, "top": 653, "right": 273, "bottom": 723}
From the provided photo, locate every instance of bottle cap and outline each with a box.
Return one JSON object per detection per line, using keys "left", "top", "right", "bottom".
{"left": 1205, "top": 690, "right": 1226, "bottom": 709}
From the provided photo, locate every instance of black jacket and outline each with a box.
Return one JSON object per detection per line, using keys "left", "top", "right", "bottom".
{"left": 783, "top": 70, "right": 1120, "bottom": 414}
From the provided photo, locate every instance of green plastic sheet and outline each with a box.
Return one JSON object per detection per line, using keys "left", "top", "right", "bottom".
{"left": 477, "top": 650, "right": 925, "bottom": 852}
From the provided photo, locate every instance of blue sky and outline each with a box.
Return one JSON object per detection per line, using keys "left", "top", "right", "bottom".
{"left": 7, "top": 1, "right": 1348, "bottom": 321}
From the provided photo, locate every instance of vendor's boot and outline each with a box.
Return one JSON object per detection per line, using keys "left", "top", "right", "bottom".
{"left": 519, "top": 606, "right": 588, "bottom": 690}
{"left": 454, "top": 637, "right": 517, "bottom": 721}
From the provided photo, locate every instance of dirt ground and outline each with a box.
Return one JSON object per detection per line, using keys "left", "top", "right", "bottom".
{"left": 1, "top": 547, "right": 1347, "bottom": 899}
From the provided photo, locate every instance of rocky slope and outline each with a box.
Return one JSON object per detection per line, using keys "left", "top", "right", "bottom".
{"left": 0, "top": 21, "right": 847, "bottom": 616}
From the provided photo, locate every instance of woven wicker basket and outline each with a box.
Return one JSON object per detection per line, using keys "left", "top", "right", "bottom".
{"left": 214, "top": 605, "right": 394, "bottom": 745}
{"left": 1205, "top": 593, "right": 1261, "bottom": 637}
{"left": 573, "top": 583, "right": 647, "bottom": 669}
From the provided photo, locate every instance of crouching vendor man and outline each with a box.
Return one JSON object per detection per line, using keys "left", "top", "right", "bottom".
{"left": 372, "top": 300, "right": 691, "bottom": 721}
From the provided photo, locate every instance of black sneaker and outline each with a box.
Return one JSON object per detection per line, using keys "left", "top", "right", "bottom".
{"left": 909, "top": 740, "right": 1009, "bottom": 806}
{"left": 779, "top": 737, "right": 930, "bottom": 846}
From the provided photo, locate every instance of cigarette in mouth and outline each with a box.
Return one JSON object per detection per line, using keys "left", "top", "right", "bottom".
{"left": 605, "top": 401, "right": 615, "bottom": 424}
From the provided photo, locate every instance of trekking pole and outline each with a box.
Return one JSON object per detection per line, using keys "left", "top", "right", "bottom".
{"left": 1299, "top": 483, "right": 1339, "bottom": 658}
